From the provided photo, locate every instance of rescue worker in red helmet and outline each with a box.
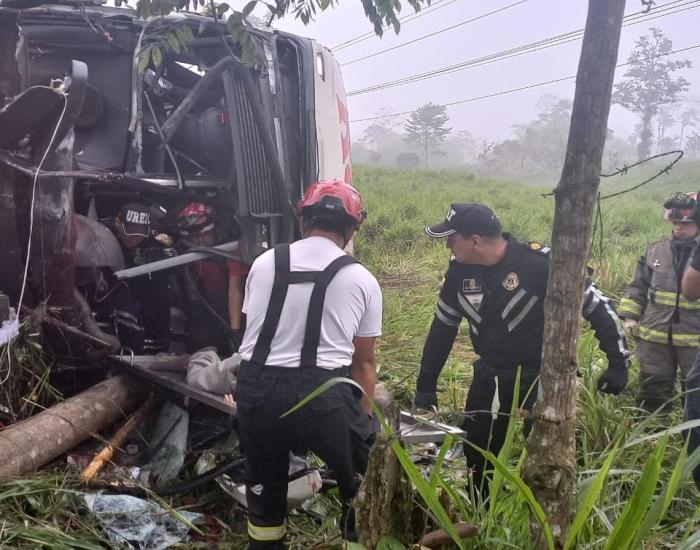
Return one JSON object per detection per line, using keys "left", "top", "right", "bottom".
{"left": 620, "top": 191, "right": 700, "bottom": 413}
{"left": 234, "top": 179, "right": 381, "bottom": 548}
{"left": 175, "top": 202, "right": 249, "bottom": 353}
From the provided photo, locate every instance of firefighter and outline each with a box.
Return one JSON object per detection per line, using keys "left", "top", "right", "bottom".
{"left": 175, "top": 202, "right": 249, "bottom": 353}
{"left": 234, "top": 180, "right": 382, "bottom": 548}
{"left": 414, "top": 203, "right": 630, "bottom": 490}
{"left": 619, "top": 192, "right": 700, "bottom": 413}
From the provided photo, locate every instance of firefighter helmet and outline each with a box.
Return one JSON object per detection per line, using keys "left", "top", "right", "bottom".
{"left": 176, "top": 202, "right": 215, "bottom": 234}
{"left": 664, "top": 192, "right": 698, "bottom": 222}
{"left": 297, "top": 179, "right": 367, "bottom": 226}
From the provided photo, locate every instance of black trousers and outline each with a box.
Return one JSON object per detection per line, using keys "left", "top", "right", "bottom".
{"left": 235, "top": 361, "right": 375, "bottom": 549}
{"left": 684, "top": 350, "right": 700, "bottom": 490}
{"left": 462, "top": 360, "right": 539, "bottom": 492}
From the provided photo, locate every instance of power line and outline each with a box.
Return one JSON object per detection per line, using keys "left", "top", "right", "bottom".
{"left": 347, "top": 0, "right": 697, "bottom": 95}
{"left": 346, "top": 0, "right": 699, "bottom": 97}
{"left": 330, "top": 0, "right": 462, "bottom": 51}
{"left": 341, "top": 0, "right": 686, "bottom": 68}
{"left": 349, "top": 43, "right": 700, "bottom": 123}
{"left": 341, "top": 0, "right": 529, "bottom": 67}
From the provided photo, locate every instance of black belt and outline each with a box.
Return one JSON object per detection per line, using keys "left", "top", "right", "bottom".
{"left": 240, "top": 359, "right": 350, "bottom": 377}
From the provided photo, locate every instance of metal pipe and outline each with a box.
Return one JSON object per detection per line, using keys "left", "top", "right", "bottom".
{"left": 114, "top": 240, "right": 240, "bottom": 280}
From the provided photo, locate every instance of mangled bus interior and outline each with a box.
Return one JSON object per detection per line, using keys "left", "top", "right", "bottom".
{"left": 0, "top": 1, "right": 349, "bottom": 392}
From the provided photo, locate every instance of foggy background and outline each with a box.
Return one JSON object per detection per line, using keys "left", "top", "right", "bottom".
{"left": 268, "top": 0, "right": 700, "bottom": 182}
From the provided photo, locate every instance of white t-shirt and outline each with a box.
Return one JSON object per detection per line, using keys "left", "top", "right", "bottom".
{"left": 239, "top": 236, "right": 382, "bottom": 368}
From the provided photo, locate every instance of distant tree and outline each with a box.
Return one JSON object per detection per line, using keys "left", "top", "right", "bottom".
{"left": 396, "top": 152, "right": 420, "bottom": 169}
{"left": 602, "top": 129, "right": 636, "bottom": 173}
{"left": 655, "top": 107, "right": 675, "bottom": 152}
{"left": 613, "top": 28, "right": 691, "bottom": 160}
{"left": 513, "top": 97, "right": 572, "bottom": 171}
{"left": 680, "top": 108, "right": 700, "bottom": 149}
{"left": 360, "top": 121, "right": 399, "bottom": 152}
{"left": 441, "top": 130, "right": 477, "bottom": 165}
{"left": 404, "top": 103, "right": 452, "bottom": 168}
{"left": 686, "top": 131, "right": 700, "bottom": 158}
{"left": 357, "top": 117, "right": 406, "bottom": 168}
{"left": 474, "top": 96, "right": 573, "bottom": 183}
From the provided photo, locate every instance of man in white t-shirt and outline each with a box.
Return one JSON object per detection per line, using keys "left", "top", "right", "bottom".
{"left": 234, "top": 180, "right": 382, "bottom": 549}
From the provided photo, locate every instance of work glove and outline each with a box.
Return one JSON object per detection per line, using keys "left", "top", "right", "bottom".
{"left": 414, "top": 390, "right": 438, "bottom": 411}
{"left": 597, "top": 366, "right": 628, "bottom": 395}
{"left": 622, "top": 318, "right": 638, "bottom": 339}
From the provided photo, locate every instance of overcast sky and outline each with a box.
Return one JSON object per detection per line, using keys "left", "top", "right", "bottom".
{"left": 268, "top": 0, "right": 700, "bottom": 142}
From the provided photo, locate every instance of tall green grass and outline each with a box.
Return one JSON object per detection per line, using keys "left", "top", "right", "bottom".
{"left": 350, "top": 162, "right": 700, "bottom": 548}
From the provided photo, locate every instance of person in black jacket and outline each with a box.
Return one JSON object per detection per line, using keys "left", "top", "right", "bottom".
{"left": 414, "top": 203, "right": 630, "bottom": 490}
{"left": 680, "top": 235, "right": 700, "bottom": 491}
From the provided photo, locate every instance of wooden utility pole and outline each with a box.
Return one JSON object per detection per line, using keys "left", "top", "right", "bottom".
{"left": 522, "top": 0, "right": 626, "bottom": 546}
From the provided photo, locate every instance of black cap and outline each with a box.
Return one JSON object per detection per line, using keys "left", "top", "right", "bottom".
{"left": 426, "top": 203, "right": 501, "bottom": 238}
{"left": 118, "top": 203, "right": 151, "bottom": 237}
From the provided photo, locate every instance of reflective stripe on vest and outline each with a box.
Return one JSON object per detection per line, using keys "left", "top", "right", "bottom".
{"left": 248, "top": 521, "right": 286, "bottom": 541}
{"left": 618, "top": 297, "right": 642, "bottom": 318}
{"left": 637, "top": 325, "right": 700, "bottom": 346}
{"left": 652, "top": 289, "right": 700, "bottom": 310}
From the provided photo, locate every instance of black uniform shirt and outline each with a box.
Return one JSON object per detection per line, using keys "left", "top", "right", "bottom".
{"left": 417, "top": 234, "right": 630, "bottom": 393}
{"left": 437, "top": 234, "right": 549, "bottom": 369}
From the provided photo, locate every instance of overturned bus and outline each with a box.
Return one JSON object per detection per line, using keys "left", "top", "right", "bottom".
{"left": 0, "top": 0, "right": 352, "bottom": 386}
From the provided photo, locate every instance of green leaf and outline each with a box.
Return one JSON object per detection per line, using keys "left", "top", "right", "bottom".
{"left": 137, "top": 47, "right": 152, "bottom": 73}
{"left": 217, "top": 2, "right": 231, "bottom": 17}
{"left": 622, "top": 418, "right": 700, "bottom": 448}
{"left": 390, "top": 439, "right": 465, "bottom": 548}
{"left": 603, "top": 435, "right": 666, "bottom": 550}
{"left": 428, "top": 433, "right": 453, "bottom": 491}
{"left": 377, "top": 536, "right": 406, "bottom": 550}
{"left": 466, "top": 441, "right": 555, "bottom": 550}
{"left": 152, "top": 46, "right": 163, "bottom": 68}
{"left": 166, "top": 32, "right": 181, "bottom": 53}
{"left": 489, "top": 367, "right": 522, "bottom": 511}
{"left": 632, "top": 441, "right": 700, "bottom": 549}
{"left": 564, "top": 444, "right": 619, "bottom": 550}
{"left": 345, "top": 543, "right": 367, "bottom": 550}
{"left": 320, "top": 0, "right": 331, "bottom": 10}
{"left": 678, "top": 530, "right": 700, "bottom": 550}
{"left": 242, "top": 0, "right": 257, "bottom": 18}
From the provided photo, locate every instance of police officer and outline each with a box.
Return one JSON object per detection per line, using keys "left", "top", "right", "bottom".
{"left": 234, "top": 180, "right": 382, "bottom": 548}
{"left": 414, "top": 203, "right": 630, "bottom": 490}
{"left": 619, "top": 192, "right": 700, "bottom": 413}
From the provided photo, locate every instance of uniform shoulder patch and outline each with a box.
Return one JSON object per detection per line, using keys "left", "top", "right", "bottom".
{"left": 527, "top": 241, "right": 551, "bottom": 255}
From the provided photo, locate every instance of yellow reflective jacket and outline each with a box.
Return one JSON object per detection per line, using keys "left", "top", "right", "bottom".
{"left": 619, "top": 237, "right": 700, "bottom": 347}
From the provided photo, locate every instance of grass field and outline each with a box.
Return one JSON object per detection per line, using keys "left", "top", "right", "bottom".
{"left": 352, "top": 160, "right": 700, "bottom": 549}
{"left": 2, "top": 161, "right": 700, "bottom": 548}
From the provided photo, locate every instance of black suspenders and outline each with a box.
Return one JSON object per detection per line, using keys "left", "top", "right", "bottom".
{"left": 250, "top": 243, "right": 358, "bottom": 367}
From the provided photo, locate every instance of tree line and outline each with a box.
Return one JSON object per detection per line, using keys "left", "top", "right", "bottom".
{"left": 353, "top": 28, "right": 698, "bottom": 182}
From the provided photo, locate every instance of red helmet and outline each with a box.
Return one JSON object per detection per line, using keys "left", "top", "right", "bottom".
{"left": 664, "top": 192, "right": 698, "bottom": 222}
{"left": 177, "top": 202, "right": 215, "bottom": 234}
{"left": 296, "top": 179, "right": 367, "bottom": 226}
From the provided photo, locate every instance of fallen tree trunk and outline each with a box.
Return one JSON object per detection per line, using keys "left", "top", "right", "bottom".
{"left": 0, "top": 374, "right": 147, "bottom": 480}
